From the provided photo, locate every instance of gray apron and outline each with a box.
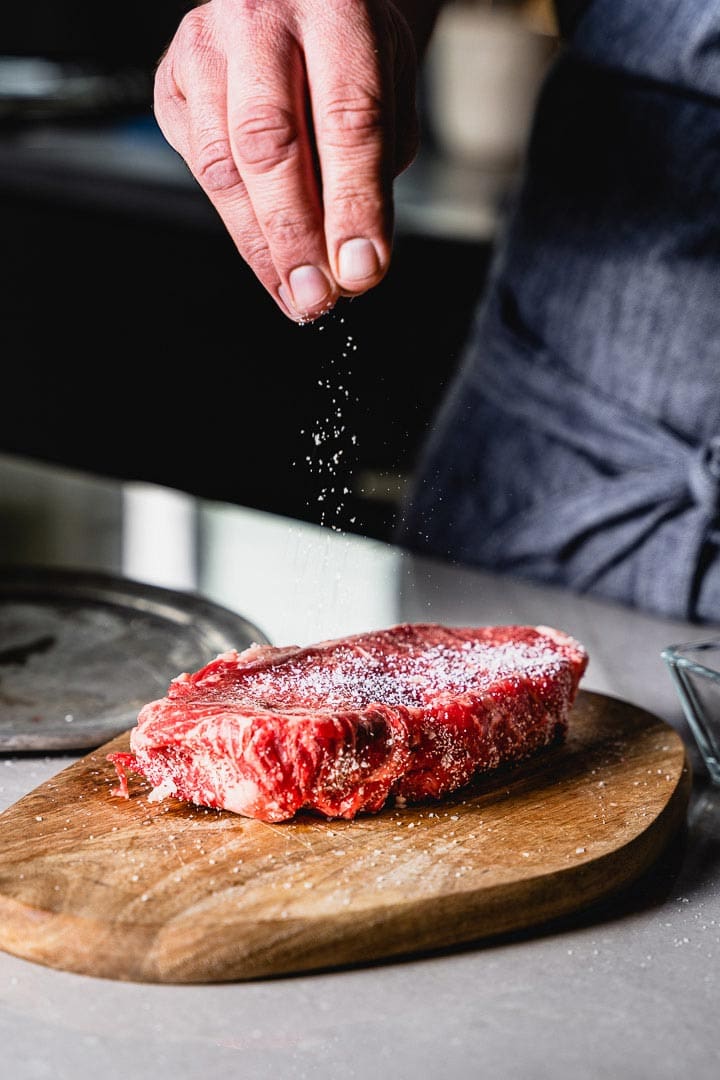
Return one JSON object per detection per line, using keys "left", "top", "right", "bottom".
{"left": 397, "top": 0, "right": 720, "bottom": 622}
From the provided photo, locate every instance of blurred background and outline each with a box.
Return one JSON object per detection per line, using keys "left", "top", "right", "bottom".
{"left": 0, "top": 0, "right": 560, "bottom": 543}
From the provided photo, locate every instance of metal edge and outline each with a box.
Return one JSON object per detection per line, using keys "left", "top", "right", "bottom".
{"left": 0, "top": 563, "right": 272, "bottom": 650}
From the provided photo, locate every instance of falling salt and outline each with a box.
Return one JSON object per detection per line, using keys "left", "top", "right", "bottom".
{"left": 296, "top": 313, "right": 362, "bottom": 535}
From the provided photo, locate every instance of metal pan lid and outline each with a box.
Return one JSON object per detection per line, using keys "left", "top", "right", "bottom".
{"left": 0, "top": 565, "right": 270, "bottom": 751}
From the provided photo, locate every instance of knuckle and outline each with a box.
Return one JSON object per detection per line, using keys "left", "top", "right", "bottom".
{"left": 333, "top": 186, "right": 384, "bottom": 226}
{"left": 152, "top": 82, "right": 171, "bottom": 127}
{"left": 320, "top": 87, "right": 384, "bottom": 147}
{"left": 243, "top": 235, "right": 275, "bottom": 271}
{"left": 232, "top": 228, "right": 278, "bottom": 290}
{"left": 231, "top": 103, "right": 299, "bottom": 172}
{"left": 261, "top": 203, "right": 308, "bottom": 249}
{"left": 153, "top": 62, "right": 180, "bottom": 118}
{"left": 154, "top": 10, "right": 217, "bottom": 108}
{"left": 174, "top": 8, "right": 213, "bottom": 57}
{"left": 194, "top": 138, "right": 242, "bottom": 193}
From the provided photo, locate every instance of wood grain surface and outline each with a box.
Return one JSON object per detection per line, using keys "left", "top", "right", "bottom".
{"left": 0, "top": 690, "right": 691, "bottom": 984}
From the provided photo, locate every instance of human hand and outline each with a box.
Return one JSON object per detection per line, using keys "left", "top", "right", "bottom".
{"left": 154, "top": 0, "right": 421, "bottom": 322}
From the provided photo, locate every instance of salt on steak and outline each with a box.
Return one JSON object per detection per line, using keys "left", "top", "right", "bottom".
{"left": 108, "top": 622, "right": 588, "bottom": 822}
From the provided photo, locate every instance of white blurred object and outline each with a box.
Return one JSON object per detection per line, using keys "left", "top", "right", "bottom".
{"left": 424, "top": 2, "right": 558, "bottom": 167}
{"left": 0, "top": 57, "right": 68, "bottom": 98}
{"left": 0, "top": 54, "right": 150, "bottom": 119}
{"left": 122, "top": 483, "right": 197, "bottom": 591}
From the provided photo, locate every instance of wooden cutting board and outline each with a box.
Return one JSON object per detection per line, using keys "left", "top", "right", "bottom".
{"left": 0, "top": 690, "right": 691, "bottom": 984}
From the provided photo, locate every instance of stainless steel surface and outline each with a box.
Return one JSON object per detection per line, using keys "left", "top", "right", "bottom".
{"left": 0, "top": 451, "right": 718, "bottom": 1080}
{"left": 0, "top": 564, "right": 269, "bottom": 751}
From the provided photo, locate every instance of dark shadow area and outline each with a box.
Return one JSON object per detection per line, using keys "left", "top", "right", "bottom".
{"left": 4, "top": 3, "right": 192, "bottom": 72}
{"left": 0, "top": 178, "right": 489, "bottom": 543}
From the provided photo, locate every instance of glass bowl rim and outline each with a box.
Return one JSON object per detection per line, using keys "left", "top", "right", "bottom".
{"left": 662, "top": 637, "right": 720, "bottom": 683}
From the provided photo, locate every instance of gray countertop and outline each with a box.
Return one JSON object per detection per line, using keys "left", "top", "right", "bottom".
{"left": 0, "top": 452, "right": 718, "bottom": 1079}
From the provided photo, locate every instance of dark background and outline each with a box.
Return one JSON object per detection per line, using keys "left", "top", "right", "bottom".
{"left": 4, "top": 3, "right": 193, "bottom": 67}
{"left": 0, "top": 3, "right": 505, "bottom": 543}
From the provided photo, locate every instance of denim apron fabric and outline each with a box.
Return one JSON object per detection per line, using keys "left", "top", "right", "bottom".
{"left": 397, "top": 0, "right": 720, "bottom": 623}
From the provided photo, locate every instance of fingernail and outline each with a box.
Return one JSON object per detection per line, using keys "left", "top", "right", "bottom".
{"left": 278, "top": 284, "right": 299, "bottom": 319}
{"left": 288, "top": 265, "right": 332, "bottom": 314}
{"left": 338, "top": 238, "right": 380, "bottom": 284}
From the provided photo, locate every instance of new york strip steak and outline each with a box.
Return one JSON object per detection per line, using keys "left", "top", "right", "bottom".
{"left": 108, "top": 623, "right": 588, "bottom": 822}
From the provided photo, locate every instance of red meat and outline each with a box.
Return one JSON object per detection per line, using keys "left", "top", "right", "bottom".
{"left": 108, "top": 623, "right": 588, "bottom": 822}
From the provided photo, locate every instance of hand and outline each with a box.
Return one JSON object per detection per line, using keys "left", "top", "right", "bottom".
{"left": 154, "top": 0, "right": 421, "bottom": 322}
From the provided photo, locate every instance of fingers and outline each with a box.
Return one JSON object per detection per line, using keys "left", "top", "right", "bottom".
{"left": 155, "top": 5, "right": 340, "bottom": 322}
{"left": 154, "top": 11, "right": 296, "bottom": 318}
{"left": 153, "top": 1, "right": 419, "bottom": 320}
{"left": 223, "top": 10, "right": 340, "bottom": 319}
{"left": 302, "top": 5, "right": 395, "bottom": 297}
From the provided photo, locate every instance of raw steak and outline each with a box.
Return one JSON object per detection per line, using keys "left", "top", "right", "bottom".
{"left": 108, "top": 622, "right": 588, "bottom": 822}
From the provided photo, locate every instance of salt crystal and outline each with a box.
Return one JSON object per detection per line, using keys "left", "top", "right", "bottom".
{"left": 225, "top": 636, "right": 571, "bottom": 712}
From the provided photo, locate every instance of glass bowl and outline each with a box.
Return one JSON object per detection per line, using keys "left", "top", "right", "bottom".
{"left": 662, "top": 638, "right": 720, "bottom": 784}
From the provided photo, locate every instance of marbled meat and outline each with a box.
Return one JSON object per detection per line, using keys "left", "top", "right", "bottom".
{"left": 108, "top": 622, "right": 588, "bottom": 822}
